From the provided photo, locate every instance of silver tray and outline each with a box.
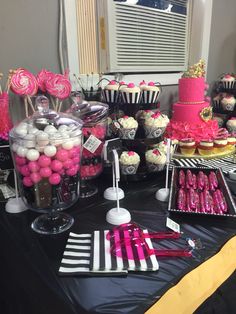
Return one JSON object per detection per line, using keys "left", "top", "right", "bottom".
{"left": 168, "top": 167, "right": 236, "bottom": 217}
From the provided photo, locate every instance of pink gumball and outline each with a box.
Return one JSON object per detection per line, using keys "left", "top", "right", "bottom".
{"left": 30, "top": 172, "right": 41, "bottom": 184}
{"left": 49, "top": 173, "right": 61, "bottom": 185}
{"left": 38, "top": 155, "right": 51, "bottom": 167}
{"left": 28, "top": 161, "right": 40, "bottom": 173}
{"left": 20, "top": 165, "right": 31, "bottom": 177}
{"left": 57, "top": 168, "right": 65, "bottom": 175}
{"left": 23, "top": 176, "right": 33, "bottom": 187}
{"left": 66, "top": 165, "right": 79, "bottom": 176}
{"left": 68, "top": 147, "right": 78, "bottom": 158}
{"left": 39, "top": 167, "right": 52, "bottom": 178}
{"left": 63, "top": 159, "right": 74, "bottom": 169}
{"left": 15, "top": 155, "right": 27, "bottom": 166}
{"left": 56, "top": 149, "right": 69, "bottom": 162}
{"left": 72, "top": 156, "right": 80, "bottom": 165}
{"left": 51, "top": 159, "right": 63, "bottom": 172}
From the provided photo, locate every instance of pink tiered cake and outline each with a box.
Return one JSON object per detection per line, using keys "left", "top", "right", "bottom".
{"left": 166, "top": 61, "right": 219, "bottom": 143}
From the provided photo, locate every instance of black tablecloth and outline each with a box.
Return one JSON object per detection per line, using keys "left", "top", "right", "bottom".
{"left": 1, "top": 173, "right": 236, "bottom": 314}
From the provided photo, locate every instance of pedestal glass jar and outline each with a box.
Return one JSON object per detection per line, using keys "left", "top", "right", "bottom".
{"left": 9, "top": 96, "right": 83, "bottom": 234}
{"left": 69, "top": 101, "right": 108, "bottom": 197}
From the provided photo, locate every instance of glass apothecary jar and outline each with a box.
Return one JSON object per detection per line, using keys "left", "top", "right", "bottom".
{"left": 9, "top": 96, "right": 83, "bottom": 234}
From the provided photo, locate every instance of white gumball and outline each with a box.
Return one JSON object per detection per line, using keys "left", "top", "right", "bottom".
{"left": 44, "top": 145, "right": 57, "bottom": 157}
{"left": 12, "top": 143, "right": 19, "bottom": 152}
{"left": 28, "top": 127, "right": 39, "bottom": 135}
{"left": 26, "top": 149, "right": 40, "bottom": 161}
{"left": 58, "top": 125, "right": 68, "bottom": 133}
{"left": 15, "top": 126, "right": 28, "bottom": 137}
{"left": 59, "top": 131, "right": 70, "bottom": 139}
{"left": 62, "top": 140, "right": 74, "bottom": 150}
{"left": 17, "top": 146, "right": 28, "bottom": 157}
{"left": 44, "top": 125, "right": 57, "bottom": 134}
{"left": 24, "top": 134, "right": 36, "bottom": 148}
{"left": 36, "top": 131, "right": 49, "bottom": 146}
{"left": 49, "top": 133, "right": 63, "bottom": 146}
{"left": 35, "top": 145, "right": 45, "bottom": 153}
{"left": 70, "top": 129, "right": 82, "bottom": 137}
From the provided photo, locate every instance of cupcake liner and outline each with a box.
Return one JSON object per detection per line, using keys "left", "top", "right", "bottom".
{"left": 212, "top": 100, "right": 221, "bottom": 111}
{"left": 102, "top": 89, "right": 120, "bottom": 104}
{"left": 146, "top": 162, "right": 165, "bottom": 173}
{"left": 222, "top": 81, "right": 236, "bottom": 90}
{"left": 142, "top": 90, "right": 160, "bottom": 104}
{"left": 226, "top": 125, "right": 236, "bottom": 133}
{"left": 144, "top": 126, "right": 165, "bottom": 138}
{"left": 118, "top": 128, "right": 137, "bottom": 139}
{"left": 221, "top": 102, "right": 235, "bottom": 112}
{"left": 121, "top": 91, "right": 141, "bottom": 104}
{"left": 120, "top": 162, "right": 140, "bottom": 175}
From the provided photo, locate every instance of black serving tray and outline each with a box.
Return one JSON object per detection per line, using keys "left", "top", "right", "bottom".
{"left": 168, "top": 167, "right": 236, "bottom": 217}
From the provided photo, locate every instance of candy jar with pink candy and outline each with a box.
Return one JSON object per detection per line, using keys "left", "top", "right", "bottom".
{"left": 9, "top": 95, "right": 83, "bottom": 234}
{"left": 69, "top": 101, "right": 109, "bottom": 198}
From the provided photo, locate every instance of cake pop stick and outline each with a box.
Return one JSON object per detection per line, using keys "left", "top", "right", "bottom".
{"left": 24, "top": 96, "right": 29, "bottom": 117}
{"left": 5, "top": 69, "right": 15, "bottom": 94}
{"left": 27, "top": 95, "right": 35, "bottom": 113}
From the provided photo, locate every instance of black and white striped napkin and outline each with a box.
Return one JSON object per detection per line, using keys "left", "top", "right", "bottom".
{"left": 59, "top": 230, "right": 159, "bottom": 275}
{"left": 90, "top": 230, "right": 159, "bottom": 272}
{"left": 170, "top": 156, "right": 236, "bottom": 174}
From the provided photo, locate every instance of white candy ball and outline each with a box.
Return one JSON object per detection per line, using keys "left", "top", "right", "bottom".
{"left": 17, "top": 146, "right": 28, "bottom": 157}
{"left": 73, "top": 138, "right": 82, "bottom": 146}
{"left": 36, "top": 131, "right": 49, "bottom": 146}
{"left": 12, "top": 143, "right": 19, "bottom": 153}
{"left": 24, "top": 134, "right": 36, "bottom": 148}
{"left": 44, "top": 125, "right": 57, "bottom": 134}
{"left": 15, "top": 126, "right": 28, "bottom": 137}
{"left": 28, "top": 127, "right": 39, "bottom": 135}
{"left": 62, "top": 140, "right": 74, "bottom": 150}
{"left": 44, "top": 145, "right": 57, "bottom": 157}
{"left": 26, "top": 149, "right": 40, "bottom": 161}
{"left": 49, "top": 133, "right": 63, "bottom": 146}
{"left": 59, "top": 132, "right": 70, "bottom": 139}
{"left": 35, "top": 145, "right": 45, "bottom": 153}
{"left": 58, "top": 125, "right": 68, "bottom": 132}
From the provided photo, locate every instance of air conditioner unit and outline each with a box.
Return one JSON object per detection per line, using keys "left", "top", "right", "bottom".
{"left": 97, "top": 0, "right": 192, "bottom": 73}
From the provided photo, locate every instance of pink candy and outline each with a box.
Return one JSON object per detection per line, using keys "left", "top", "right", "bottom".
{"left": 19, "top": 165, "right": 31, "bottom": 177}
{"left": 36, "top": 69, "right": 54, "bottom": 92}
{"left": 49, "top": 173, "right": 61, "bottom": 185}
{"left": 38, "top": 155, "right": 51, "bottom": 167}
{"left": 28, "top": 161, "right": 40, "bottom": 173}
{"left": 10, "top": 68, "right": 38, "bottom": 96}
{"left": 23, "top": 176, "right": 33, "bottom": 187}
{"left": 45, "top": 73, "right": 71, "bottom": 100}
{"left": 56, "top": 149, "right": 69, "bottom": 162}
{"left": 30, "top": 172, "right": 41, "bottom": 184}
{"left": 51, "top": 159, "right": 63, "bottom": 172}
{"left": 63, "top": 159, "right": 74, "bottom": 169}
{"left": 39, "top": 167, "right": 52, "bottom": 178}
{"left": 15, "top": 155, "right": 27, "bottom": 166}
{"left": 66, "top": 165, "right": 79, "bottom": 176}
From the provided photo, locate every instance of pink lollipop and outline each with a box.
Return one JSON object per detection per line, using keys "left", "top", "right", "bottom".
{"left": 45, "top": 73, "right": 71, "bottom": 100}
{"left": 37, "top": 69, "right": 54, "bottom": 92}
{"left": 10, "top": 68, "right": 38, "bottom": 96}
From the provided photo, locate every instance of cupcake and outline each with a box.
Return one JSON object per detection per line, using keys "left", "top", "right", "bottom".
{"left": 144, "top": 112, "right": 169, "bottom": 138}
{"left": 152, "top": 140, "right": 174, "bottom": 155}
{"left": 119, "top": 151, "right": 140, "bottom": 175}
{"left": 221, "top": 94, "right": 236, "bottom": 111}
{"left": 226, "top": 117, "right": 236, "bottom": 133}
{"left": 118, "top": 116, "right": 138, "bottom": 139}
{"left": 179, "top": 138, "right": 196, "bottom": 156}
{"left": 141, "top": 81, "right": 161, "bottom": 105}
{"left": 213, "top": 136, "right": 228, "bottom": 153}
{"left": 197, "top": 139, "right": 214, "bottom": 156}
{"left": 227, "top": 134, "right": 236, "bottom": 150}
{"left": 120, "top": 83, "right": 141, "bottom": 104}
{"left": 102, "top": 80, "right": 120, "bottom": 103}
{"left": 221, "top": 74, "right": 236, "bottom": 89}
{"left": 136, "top": 109, "right": 155, "bottom": 125}
{"left": 145, "top": 149, "right": 166, "bottom": 172}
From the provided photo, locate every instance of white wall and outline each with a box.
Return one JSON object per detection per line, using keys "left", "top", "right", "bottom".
{"left": 207, "top": 0, "right": 236, "bottom": 84}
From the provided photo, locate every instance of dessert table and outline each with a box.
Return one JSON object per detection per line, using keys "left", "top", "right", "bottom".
{"left": 1, "top": 172, "right": 236, "bottom": 314}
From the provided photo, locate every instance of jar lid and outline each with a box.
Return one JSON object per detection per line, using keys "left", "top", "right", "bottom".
{"left": 69, "top": 101, "right": 109, "bottom": 126}
{"left": 10, "top": 95, "right": 83, "bottom": 142}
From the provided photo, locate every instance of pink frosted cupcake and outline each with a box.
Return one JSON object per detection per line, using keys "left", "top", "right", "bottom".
{"left": 118, "top": 115, "right": 138, "bottom": 139}
{"left": 120, "top": 83, "right": 141, "bottom": 104}
{"left": 141, "top": 81, "right": 161, "bottom": 104}
{"left": 226, "top": 118, "right": 236, "bottom": 133}
{"left": 119, "top": 151, "right": 140, "bottom": 175}
{"left": 144, "top": 112, "right": 169, "bottom": 138}
{"left": 221, "top": 74, "right": 236, "bottom": 89}
{"left": 102, "top": 80, "right": 120, "bottom": 103}
{"left": 145, "top": 149, "right": 166, "bottom": 172}
{"left": 221, "top": 94, "right": 236, "bottom": 111}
